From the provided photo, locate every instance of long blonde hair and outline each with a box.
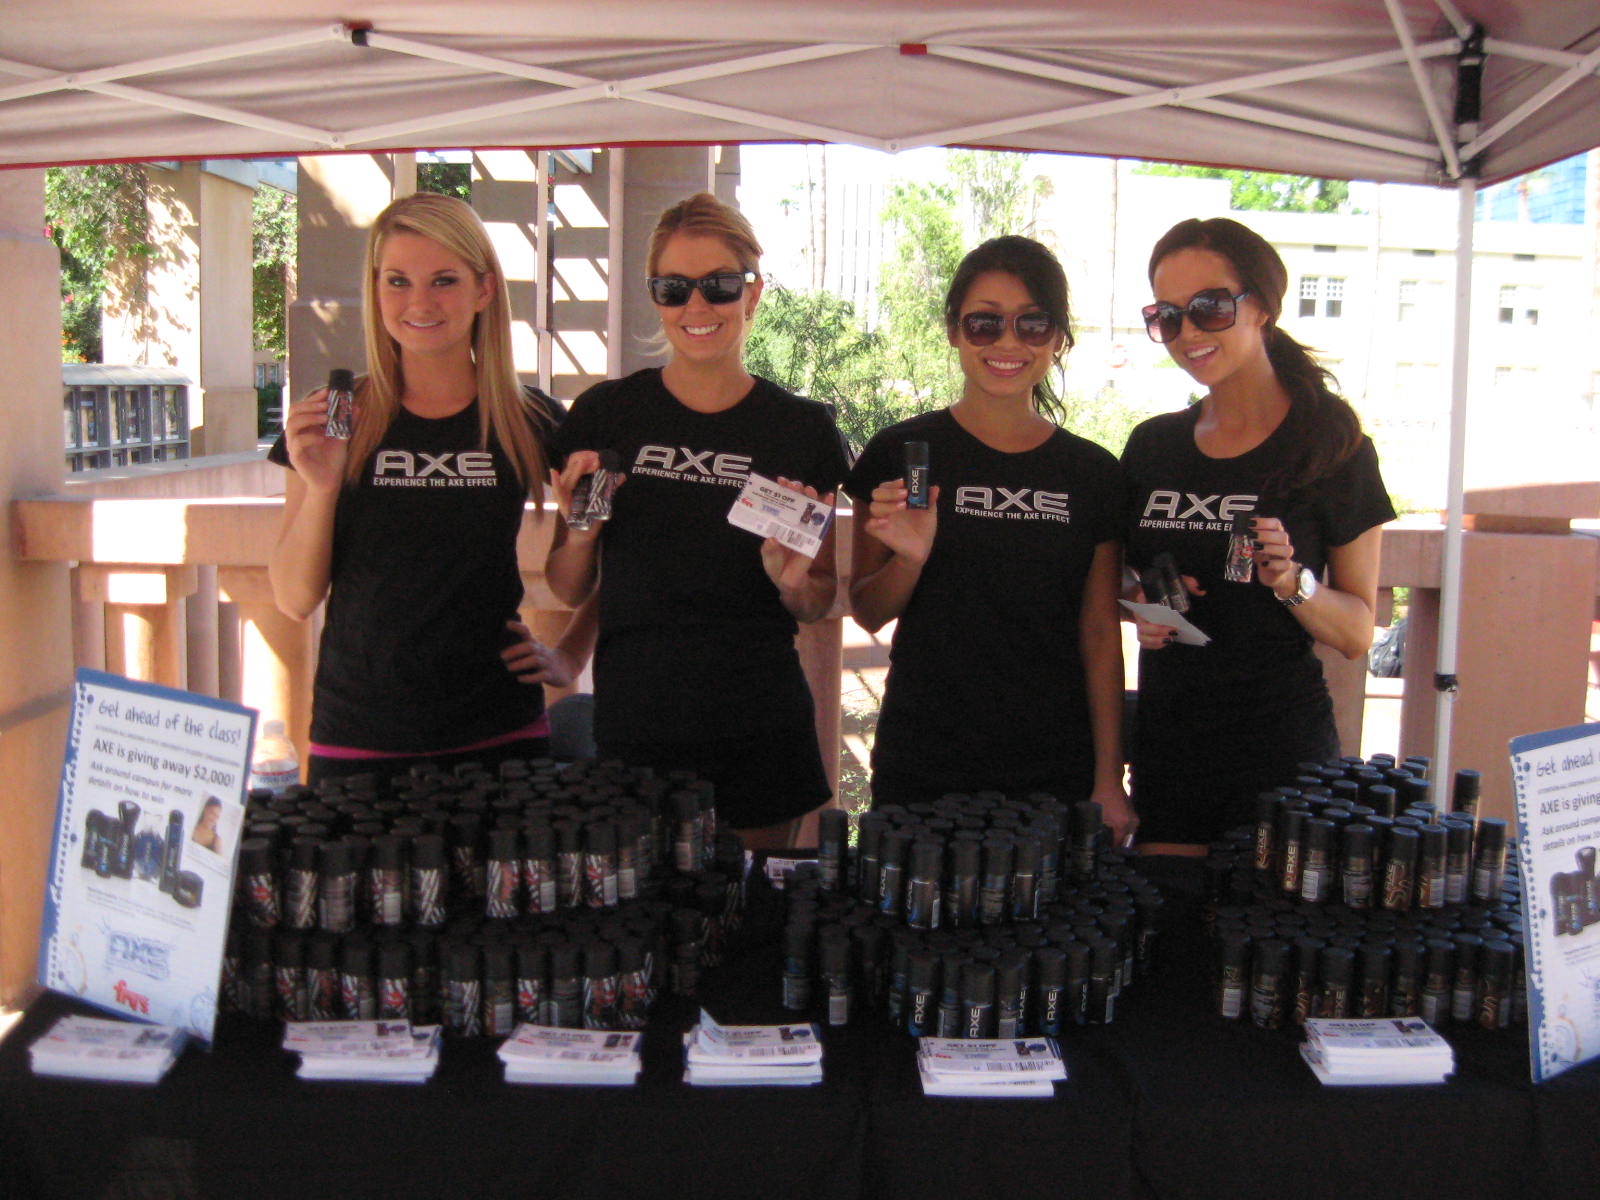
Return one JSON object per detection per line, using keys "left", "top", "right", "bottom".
{"left": 344, "top": 192, "right": 548, "bottom": 498}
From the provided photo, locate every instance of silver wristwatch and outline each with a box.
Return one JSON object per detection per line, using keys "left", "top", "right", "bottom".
{"left": 1278, "top": 565, "right": 1317, "bottom": 608}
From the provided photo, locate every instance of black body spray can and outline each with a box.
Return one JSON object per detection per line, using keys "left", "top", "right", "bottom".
{"left": 1034, "top": 946, "right": 1067, "bottom": 1037}
{"left": 906, "top": 838, "right": 943, "bottom": 931}
{"left": 1419, "top": 938, "right": 1456, "bottom": 1026}
{"left": 820, "top": 929, "right": 854, "bottom": 1027}
{"left": 515, "top": 941, "right": 547, "bottom": 1026}
{"left": 980, "top": 837, "right": 1014, "bottom": 927}
{"left": 1450, "top": 933, "right": 1483, "bottom": 1023}
{"left": 906, "top": 949, "right": 940, "bottom": 1038}
{"left": 273, "top": 932, "right": 309, "bottom": 1021}
{"left": 1216, "top": 932, "right": 1251, "bottom": 1020}
{"left": 817, "top": 808, "right": 849, "bottom": 892}
{"left": 1315, "top": 946, "right": 1354, "bottom": 1019}
{"left": 995, "top": 949, "right": 1030, "bottom": 1038}
{"left": 904, "top": 440, "right": 931, "bottom": 509}
{"left": 484, "top": 827, "right": 522, "bottom": 919}
{"left": 549, "top": 942, "right": 584, "bottom": 1027}
{"left": 339, "top": 934, "right": 375, "bottom": 1021}
{"left": 1391, "top": 939, "right": 1423, "bottom": 1017}
{"left": 1477, "top": 939, "right": 1514, "bottom": 1030}
{"left": 443, "top": 942, "right": 482, "bottom": 1036}
{"left": 936, "top": 951, "right": 967, "bottom": 1038}
{"left": 878, "top": 828, "right": 912, "bottom": 919}
{"left": 1444, "top": 819, "right": 1474, "bottom": 905}
{"left": 522, "top": 822, "right": 557, "bottom": 916}
{"left": 284, "top": 836, "right": 320, "bottom": 930}
{"left": 554, "top": 819, "right": 584, "bottom": 909}
{"left": 317, "top": 839, "right": 356, "bottom": 933}
{"left": 409, "top": 833, "right": 447, "bottom": 928}
{"left": 1451, "top": 768, "right": 1481, "bottom": 818}
{"left": 239, "top": 837, "right": 280, "bottom": 928}
{"left": 1381, "top": 826, "right": 1419, "bottom": 912}
{"left": 1249, "top": 939, "right": 1289, "bottom": 1029}
{"left": 1355, "top": 942, "right": 1392, "bottom": 1018}
{"left": 1417, "top": 824, "right": 1448, "bottom": 909}
{"left": 782, "top": 922, "right": 815, "bottom": 1011}
{"left": 960, "top": 961, "right": 996, "bottom": 1040}
{"left": 1471, "top": 819, "right": 1507, "bottom": 902}
{"left": 481, "top": 944, "right": 515, "bottom": 1036}
{"left": 946, "top": 838, "right": 981, "bottom": 930}
{"left": 1341, "top": 824, "right": 1375, "bottom": 910}
{"left": 584, "top": 821, "right": 619, "bottom": 910}
{"left": 377, "top": 941, "right": 413, "bottom": 1022}
{"left": 305, "top": 933, "right": 339, "bottom": 1021}
{"left": 615, "top": 936, "right": 651, "bottom": 1030}
{"left": 369, "top": 833, "right": 406, "bottom": 927}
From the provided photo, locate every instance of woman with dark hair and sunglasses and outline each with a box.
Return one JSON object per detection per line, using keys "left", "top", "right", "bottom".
{"left": 1122, "top": 216, "right": 1394, "bottom": 849}
{"left": 845, "top": 236, "right": 1132, "bottom": 842}
{"left": 544, "top": 192, "right": 850, "bottom": 849}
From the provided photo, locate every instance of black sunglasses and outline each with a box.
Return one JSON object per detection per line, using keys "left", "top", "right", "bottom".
{"left": 958, "top": 310, "right": 1058, "bottom": 347}
{"left": 1142, "top": 288, "right": 1250, "bottom": 343}
{"left": 646, "top": 271, "right": 757, "bottom": 307}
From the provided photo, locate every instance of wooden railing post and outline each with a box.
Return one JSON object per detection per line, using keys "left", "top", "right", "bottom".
{"left": 76, "top": 565, "right": 198, "bottom": 690}
{"left": 218, "top": 566, "right": 318, "bottom": 777}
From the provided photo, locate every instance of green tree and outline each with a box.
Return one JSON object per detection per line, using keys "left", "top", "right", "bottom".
{"left": 1133, "top": 162, "right": 1352, "bottom": 213}
{"left": 877, "top": 179, "right": 964, "bottom": 407}
{"left": 949, "top": 150, "right": 1052, "bottom": 236}
{"left": 745, "top": 284, "right": 909, "bottom": 452}
{"left": 251, "top": 186, "right": 296, "bottom": 358}
{"left": 418, "top": 160, "right": 471, "bottom": 201}
{"left": 44, "top": 164, "right": 155, "bottom": 362}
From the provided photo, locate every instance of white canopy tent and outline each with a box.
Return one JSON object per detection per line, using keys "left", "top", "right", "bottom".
{"left": 4, "top": 0, "right": 1599, "bottom": 783}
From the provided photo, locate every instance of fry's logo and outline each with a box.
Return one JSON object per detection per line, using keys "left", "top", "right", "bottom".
{"left": 113, "top": 979, "right": 151, "bottom": 1015}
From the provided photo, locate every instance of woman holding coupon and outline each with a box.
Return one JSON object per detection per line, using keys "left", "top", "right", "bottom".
{"left": 544, "top": 192, "right": 850, "bottom": 847}
{"left": 1122, "top": 217, "right": 1394, "bottom": 847}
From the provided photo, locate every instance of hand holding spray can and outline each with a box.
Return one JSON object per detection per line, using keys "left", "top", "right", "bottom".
{"left": 903, "top": 441, "right": 931, "bottom": 510}
{"left": 324, "top": 369, "right": 355, "bottom": 440}
{"left": 1140, "top": 551, "right": 1189, "bottom": 614}
{"left": 566, "top": 450, "right": 622, "bottom": 530}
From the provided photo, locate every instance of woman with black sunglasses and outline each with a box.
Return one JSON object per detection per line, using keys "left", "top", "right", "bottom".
{"left": 845, "top": 236, "right": 1132, "bottom": 842}
{"left": 544, "top": 192, "right": 850, "bottom": 849}
{"left": 1122, "top": 217, "right": 1394, "bottom": 849}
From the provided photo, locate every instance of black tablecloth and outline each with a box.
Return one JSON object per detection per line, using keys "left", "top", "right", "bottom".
{"left": 3, "top": 857, "right": 1595, "bottom": 1200}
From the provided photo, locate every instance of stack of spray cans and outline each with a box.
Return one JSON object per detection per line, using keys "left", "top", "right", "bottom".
{"left": 781, "top": 795, "right": 1163, "bottom": 1037}
{"left": 223, "top": 757, "right": 745, "bottom": 1036}
{"left": 1203, "top": 755, "right": 1527, "bottom": 1033}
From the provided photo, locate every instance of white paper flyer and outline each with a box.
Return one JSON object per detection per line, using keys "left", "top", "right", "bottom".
{"left": 36, "top": 668, "right": 257, "bottom": 1043}
{"left": 1508, "top": 721, "right": 1600, "bottom": 1082}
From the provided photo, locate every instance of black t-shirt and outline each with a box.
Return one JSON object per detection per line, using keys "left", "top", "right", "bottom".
{"left": 1121, "top": 402, "right": 1395, "bottom": 781}
{"left": 845, "top": 409, "right": 1123, "bottom": 795}
{"left": 552, "top": 369, "right": 850, "bottom": 743}
{"left": 270, "top": 390, "right": 561, "bottom": 752}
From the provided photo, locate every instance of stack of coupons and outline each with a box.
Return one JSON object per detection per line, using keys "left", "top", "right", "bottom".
{"left": 497, "top": 1025, "right": 643, "bottom": 1086}
{"left": 683, "top": 1010, "right": 824, "bottom": 1086}
{"left": 1300, "top": 1017, "right": 1455, "bottom": 1086}
{"left": 282, "top": 1020, "right": 441, "bottom": 1083}
{"left": 916, "top": 1037, "right": 1067, "bottom": 1097}
{"left": 30, "top": 1014, "right": 188, "bottom": 1084}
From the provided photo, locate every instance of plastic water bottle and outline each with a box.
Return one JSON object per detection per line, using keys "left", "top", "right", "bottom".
{"left": 249, "top": 719, "right": 300, "bottom": 794}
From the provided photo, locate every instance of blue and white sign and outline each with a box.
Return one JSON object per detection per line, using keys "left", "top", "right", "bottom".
{"left": 1509, "top": 721, "right": 1600, "bottom": 1082}
{"left": 37, "top": 669, "right": 257, "bottom": 1044}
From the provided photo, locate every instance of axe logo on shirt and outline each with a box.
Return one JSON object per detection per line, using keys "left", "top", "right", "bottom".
{"left": 1137, "top": 490, "right": 1257, "bottom": 531}
{"left": 631, "top": 444, "right": 753, "bottom": 488}
{"left": 953, "top": 485, "right": 1071, "bottom": 522}
{"left": 370, "top": 450, "right": 500, "bottom": 488}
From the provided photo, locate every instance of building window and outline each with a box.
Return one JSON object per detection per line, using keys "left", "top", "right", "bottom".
{"left": 1497, "top": 285, "right": 1540, "bottom": 325}
{"left": 1300, "top": 276, "right": 1346, "bottom": 319}
{"left": 1412, "top": 248, "right": 1437, "bottom": 257}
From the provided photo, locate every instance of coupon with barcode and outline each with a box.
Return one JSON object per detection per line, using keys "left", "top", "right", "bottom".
{"left": 727, "top": 472, "right": 833, "bottom": 558}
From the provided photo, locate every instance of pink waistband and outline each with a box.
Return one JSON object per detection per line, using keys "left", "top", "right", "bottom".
{"left": 310, "top": 715, "right": 550, "bottom": 761}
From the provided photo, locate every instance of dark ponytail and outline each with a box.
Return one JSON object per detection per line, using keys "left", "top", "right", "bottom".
{"left": 1150, "top": 218, "right": 1365, "bottom": 499}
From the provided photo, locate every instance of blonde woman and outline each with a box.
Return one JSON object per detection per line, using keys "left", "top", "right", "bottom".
{"left": 545, "top": 192, "right": 849, "bottom": 848}
{"left": 270, "top": 192, "right": 592, "bottom": 783}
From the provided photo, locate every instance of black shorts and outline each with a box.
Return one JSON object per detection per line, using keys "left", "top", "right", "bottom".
{"left": 600, "top": 725, "right": 831, "bottom": 830}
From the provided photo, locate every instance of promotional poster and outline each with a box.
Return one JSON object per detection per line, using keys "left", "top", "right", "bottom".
{"left": 37, "top": 669, "right": 257, "bottom": 1043}
{"left": 1509, "top": 722, "right": 1600, "bottom": 1082}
